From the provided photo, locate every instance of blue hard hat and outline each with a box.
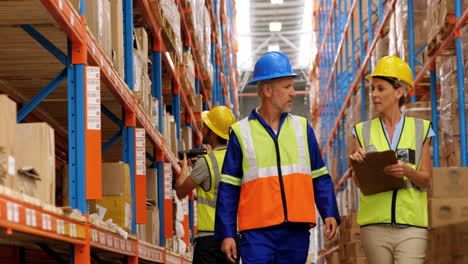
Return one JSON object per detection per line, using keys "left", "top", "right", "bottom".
{"left": 248, "top": 51, "right": 299, "bottom": 85}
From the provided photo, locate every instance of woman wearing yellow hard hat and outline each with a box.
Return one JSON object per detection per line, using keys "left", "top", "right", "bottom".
{"left": 349, "top": 56, "right": 434, "bottom": 264}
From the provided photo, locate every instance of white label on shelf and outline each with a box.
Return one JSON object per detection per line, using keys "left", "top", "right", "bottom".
{"left": 42, "top": 214, "right": 52, "bottom": 231}
{"left": 70, "top": 224, "right": 77, "bottom": 238}
{"left": 136, "top": 156, "right": 145, "bottom": 166}
{"left": 121, "top": 240, "right": 125, "bottom": 250}
{"left": 87, "top": 92, "right": 101, "bottom": 104}
{"left": 87, "top": 79, "right": 100, "bottom": 92}
{"left": 7, "top": 202, "right": 18, "bottom": 223}
{"left": 58, "top": 0, "right": 63, "bottom": 10}
{"left": 164, "top": 170, "right": 173, "bottom": 199}
{"left": 8, "top": 156, "right": 15, "bottom": 176}
{"left": 136, "top": 128, "right": 145, "bottom": 138}
{"left": 86, "top": 66, "right": 100, "bottom": 80}
{"left": 127, "top": 241, "right": 132, "bottom": 252}
{"left": 100, "top": 232, "right": 106, "bottom": 244}
{"left": 136, "top": 148, "right": 145, "bottom": 157}
{"left": 56, "top": 220, "right": 65, "bottom": 235}
{"left": 87, "top": 105, "right": 101, "bottom": 117}
{"left": 114, "top": 238, "right": 120, "bottom": 249}
{"left": 137, "top": 165, "right": 146, "bottom": 175}
{"left": 108, "top": 235, "right": 113, "bottom": 247}
{"left": 183, "top": 198, "right": 189, "bottom": 215}
{"left": 87, "top": 117, "right": 101, "bottom": 130}
{"left": 92, "top": 229, "right": 98, "bottom": 242}
{"left": 136, "top": 138, "right": 145, "bottom": 148}
{"left": 26, "top": 209, "right": 33, "bottom": 226}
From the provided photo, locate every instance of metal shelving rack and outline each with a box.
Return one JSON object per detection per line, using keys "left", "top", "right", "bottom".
{"left": 0, "top": 0, "right": 238, "bottom": 263}
{"left": 312, "top": 0, "right": 467, "bottom": 254}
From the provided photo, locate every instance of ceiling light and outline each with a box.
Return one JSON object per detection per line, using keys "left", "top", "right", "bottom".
{"left": 269, "top": 22, "right": 282, "bottom": 32}
{"left": 271, "top": 0, "right": 283, "bottom": 4}
{"left": 268, "top": 44, "right": 280, "bottom": 52}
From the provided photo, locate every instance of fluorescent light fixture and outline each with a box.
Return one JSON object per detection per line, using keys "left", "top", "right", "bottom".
{"left": 271, "top": 0, "right": 283, "bottom": 4}
{"left": 269, "top": 22, "right": 282, "bottom": 32}
{"left": 268, "top": 44, "right": 280, "bottom": 52}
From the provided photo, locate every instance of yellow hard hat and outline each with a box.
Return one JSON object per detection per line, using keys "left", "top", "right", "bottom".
{"left": 202, "top": 106, "right": 236, "bottom": 140}
{"left": 366, "top": 56, "right": 414, "bottom": 88}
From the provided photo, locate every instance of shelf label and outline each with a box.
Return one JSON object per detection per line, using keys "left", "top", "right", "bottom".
{"left": 100, "top": 232, "right": 106, "bottom": 244}
{"left": 183, "top": 198, "right": 189, "bottom": 215}
{"left": 70, "top": 11, "right": 74, "bottom": 26}
{"left": 127, "top": 241, "right": 132, "bottom": 252}
{"left": 69, "top": 224, "right": 77, "bottom": 238}
{"left": 56, "top": 220, "right": 65, "bottom": 235}
{"left": 107, "top": 234, "right": 113, "bottom": 247}
{"left": 86, "top": 66, "right": 101, "bottom": 130}
{"left": 92, "top": 229, "right": 98, "bottom": 242}
{"left": 135, "top": 128, "right": 146, "bottom": 175}
{"left": 58, "top": 0, "right": 63, "bottom": 10}
{"left": 164, "top": 163, "right": 173, "bottom": 199}
{"left": 42, "top": 214, "right": 52, "bottom": 231}
{"left": 26, "top": 209, "right": 37, "bottom": 227}
{"left": 121, "top": 240, "right": 126, "bottom": 251}
{"left": 7, "top": 202, "right": 19, "bottom": 223}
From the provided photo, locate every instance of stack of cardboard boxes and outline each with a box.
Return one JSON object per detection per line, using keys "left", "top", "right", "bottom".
{"left": 137, "top": 168, "right": 160, "bottom": 245}
{"left": 426, "top": 167, "right": 468, "bottom": 263}
{"left": 0, "top": 95, "right": 56, "bottom": 205}
{"left": 336, "top": 214, "right": 368, "bottom": 264}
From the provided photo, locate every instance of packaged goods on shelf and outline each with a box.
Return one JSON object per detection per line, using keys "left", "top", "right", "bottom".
{"left": 393, "top": 0, "right": 427, "bottom": 63}
{"left": 194, "top": 94, "right": 203, "bottom": 113}
{"left": 426, "top": 222, "right": 468, "bottom": 263}
{"left": 71, "top": 0, "right": 112, "bottom": 59}
{"left": 402, "top": 101, "right": 432, "bottom": 120}
{"left": 89, "top": 162, "right": 132, "bottom": 232}
{"left": 133, "top": 27, "right": 153, "bottom": 117}
{"left": 183, "top": 51, "right": 195, "bottom": 93}
{"left": 160, "top": 0, "right": 182, "bottom": 57}
{"left": 426, "top": 0, "right": 468, "bottom": 54}
{"left": 431, "top": 167, "right": 468, "bottom": 198}
{"left": 438, "top": 55, "right": 468, "bottom": 166}
{"left": 429, "top": 198, "right": 468, "bottom": 228}
{"left": 182, "top": 126, "right": 193, "bottom": 150}
{"left": 110, "top": 0, "right": 124, "bottom": 77}
{"left": 147, "top": 168, "right": 158, "bottom": 204}
{"left": 204, "top": 6, "right": 213, "bottom": 81}
{"left": 151, "top": 97, "right": 160, "bottom": 129}
{"left": 138, "top": 205, "right": 160, "bottom": 245}
{"left": 0, "top": 95, "right": 16, "bottom": 187}
{"left": 15, "top": 123, "right": 55, "bottom": 205}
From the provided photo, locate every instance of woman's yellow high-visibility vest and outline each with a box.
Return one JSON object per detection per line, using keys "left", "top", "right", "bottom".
{"left": 196, "top": 149, "right": 226, "bottom": 232}
{"left": 354, "top": 116, "right": 431, "bottom": 227}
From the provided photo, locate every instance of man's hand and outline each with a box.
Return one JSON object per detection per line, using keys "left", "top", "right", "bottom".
{"left": 221, "top": 238, "right": 237, "bottom": 263}
{"left": 324, "top": 217, "right": 338, "bottom": 240}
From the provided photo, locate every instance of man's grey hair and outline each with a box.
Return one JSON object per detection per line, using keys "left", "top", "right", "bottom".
{"left": 257, "top": 79, "right": 272, "bottom": 98}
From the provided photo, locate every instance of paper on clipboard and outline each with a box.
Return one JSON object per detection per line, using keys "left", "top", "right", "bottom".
{"left": 351, "top": 150, "right": 405, "bottom": 195}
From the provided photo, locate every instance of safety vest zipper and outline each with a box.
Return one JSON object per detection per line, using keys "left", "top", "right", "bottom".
{"left": 273, "top": 138, "right": 289, "bottom": 222}
{"left": 391, "top": 190, "right": 398, "bottom": 224}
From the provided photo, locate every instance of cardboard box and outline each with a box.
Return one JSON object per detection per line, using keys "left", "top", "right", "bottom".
{"left": 146, "top": 205, "right": 160, "bottom": 245}
{"left": 102, "top": 163, "right": 131, "bottom": 196}
{"left": 15, "top": 123, "right": 55, "bottom": 204}
{"left": 427, "top": 225, "right": 454, "bottom": 259}
{"left": 431, "top": 167, "right": 468, "bottom": 198}
{"left": 429, "top": 198, "right": 468, "bottom": 227}
{"left": 110, "top": 0, "right": 124, "bottom": 77}
{"left": 346, "top": 241, "right": 366, "bottom": 259}
{"left": 454, "top": 222, "right": 468, "bottom": 256}
{"left": 194, "top": 94, "right": 203, "bottom": 112}
{"left": 94, "top": 195, "right": 132, "bottom": 231}
{"left": 0, "top": 95, "right": 16, "bottom": 187}
{"left": 147, "top": 168, "right": 158, "bottom": 205}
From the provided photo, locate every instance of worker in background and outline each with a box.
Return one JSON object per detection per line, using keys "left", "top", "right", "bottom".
{"left": 214, "top": 51, "right": 341, "bottom": 264}
{"left": 349, "top": 56, "right": 433, "bottom": 264}
{"left": 176, "top": 106, "right": 237, "bottom": 264}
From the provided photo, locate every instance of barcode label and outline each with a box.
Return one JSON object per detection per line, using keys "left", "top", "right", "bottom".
{"left": 136, "top": 128, "right": 145, "bottom": 138}
{"left": 69, "top": 224, "right": 77, "bottom": 238}
{"left": 87, "top": 79, "right": 100, "bottom": 91}
{"left": 42, "top": 214, "right": 52, "bottom": 231}
{"left": 136, "top": 148, "right": 145, "bottom": 157}
{"left": 87, "top": 105, "right": 101, "bottom": 117}
{"left": 100, "top": 232, "right": 106, "bottom": 244}
{"left": 70, "top": 11, "right": 74, "bottom": 25}
{"left": 87, "top": 117, "right": 101, "bottom": 130}
{"left": 86, "top": 67, "right": 100, "bottom": 79}
{"left": 26, "top": 209, "right": 37, "bottom": 227}
{"left": 87, "top": 92, "right": 101, "bottom": 104}
{"left": 136, "top": 156, "right": 146, "bottom": 166}
{"left": 92, "top": 229, "right": 98, "bottom": 242}
{"left": 58, "top": 0, "right": 63, "bottom": 9}
{"left": 164, "top": 170, "right": 172, "bottom": 199}
{"left": 7, "top": 203, "right": 19, "bottom": 223}
{"left": 107, "top": 235, "right": 113, "bottom": 247}
{"left": 56, "top": 220, "right": 65, "bottom": 235}
{"left": 137, "top": 165, "right": 146, "bottom": 175}
{"left": 136, "top": 138, "right": 145, "bottom": 148}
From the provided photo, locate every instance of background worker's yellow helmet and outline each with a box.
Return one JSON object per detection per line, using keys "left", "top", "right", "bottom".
{"left": 366, "top": 56, "right": 414, "bottom": 88}
{"left": 202, "top": 106, "right": 236, "bottom": 140}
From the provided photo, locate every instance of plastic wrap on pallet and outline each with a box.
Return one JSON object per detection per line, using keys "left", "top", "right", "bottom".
{"left": 394, "top": 0, "right": 427, "bottom": 63}
{"left": 388, "top": 13, "right": 398, "bottom": 57}
{"left": 183, "top": 51, "right": 195, "bottom": 92}
{"left": 161, "top": 0, "right": 182, "bottom": 57}
{"left": 438, "top": 55, "right": 468, "bottom": 166}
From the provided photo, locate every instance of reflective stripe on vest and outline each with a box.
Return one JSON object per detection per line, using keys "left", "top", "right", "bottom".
{"left": 355, "top": 116, "right": 430, "bottom": 227}
{"left": 232, "top": 114, "right": 318, "bottom": 231}
{"left": 196, "top": 149, "right": 226, "bottom": 232}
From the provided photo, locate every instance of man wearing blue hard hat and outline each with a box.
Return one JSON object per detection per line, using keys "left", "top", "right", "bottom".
{"left": 214, "top": 51, "right": 341, "bottom": 263}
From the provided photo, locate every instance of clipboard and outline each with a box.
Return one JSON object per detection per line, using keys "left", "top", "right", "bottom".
{"left": 351, "top": 150, "right": 405, "bottom": 195}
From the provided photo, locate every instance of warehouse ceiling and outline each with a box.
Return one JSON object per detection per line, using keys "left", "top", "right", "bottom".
{"left": 236, "top": 0, "right": 313, "bottom": 119}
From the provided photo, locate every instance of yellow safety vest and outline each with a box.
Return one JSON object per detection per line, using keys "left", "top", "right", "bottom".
{"left": 354, "top": 116, "right": 431, "bottom": 227}
{"left": 227, "top": 114, "right": 327, "bottom": 231}
{"left": 196, "top": 149, "right": 226, "bottom": 232}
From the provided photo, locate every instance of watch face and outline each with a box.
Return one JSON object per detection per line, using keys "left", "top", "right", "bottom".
{"left": 397, "top": 148, "right": 410, "bottom": 163}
